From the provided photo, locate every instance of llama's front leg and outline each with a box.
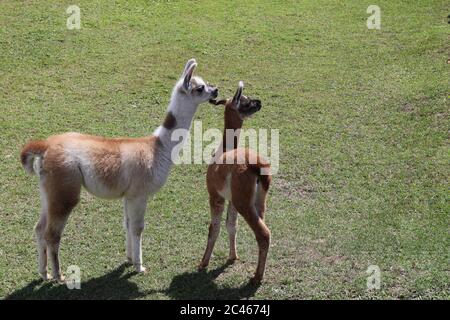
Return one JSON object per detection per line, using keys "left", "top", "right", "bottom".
{"left": 124, "top": 196, "right": 148, "bottom": 273}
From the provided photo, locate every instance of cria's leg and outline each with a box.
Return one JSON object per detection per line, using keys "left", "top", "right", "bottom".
{"left": 225, "top": 203, "right": 239, "bottom": 262}
{"left": 198, "top": 194, "right": 225, "bottom": 270}
{"left": 124, "top": 196, "right": 148, "bottom": 273}
{"left": 232, "top": 175, "right": 270, "bottom": 285}
{"left": 255, "top": 183, "right": 268, "bottom": 221}
{"left": 242, "top": 210, "right": 270, "bottom": 285}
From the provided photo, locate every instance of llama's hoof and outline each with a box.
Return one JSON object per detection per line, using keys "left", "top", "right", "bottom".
{"left": 134, "top": 265, "right": 147, "bottom": 273}
{"left": 51, "top": 274, "right": 65, "bottom": 284}
{"left": 249, "top": 276, "right": 262, "bottom": 286}
{"left": 39, "top": 272, "right": 52, "bottom": 281}
{"left": 227, "top": 256, "right": 239, "bottom": 264}
{"left": 197, "top": 262, "right": 208, "bottom": 271}
{"left": 125, "top": 257, "right": 133, "bottom": 266}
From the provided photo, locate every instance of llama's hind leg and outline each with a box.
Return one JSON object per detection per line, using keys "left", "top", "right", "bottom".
{"left": 232, "top": 177, "right": 270, "bottom": 285}
{"left": 35, "top": 179, "right": 50, "bottom": 280}
{"left": 35, "top": 210, "right": 49, "bottom": 280}
{"left": 225, "top": 203, "right": 239, "bottom": 262}
{"left": 255, "top": 183, "right": 268, "bottom": 221}
{"left": 45, "top": 211, "right": 70, "bottom": 282}
{"left": 241, "top": 210, "right": 270, "bottom": 285}
{"left": 198, "top": 194, "right": 225, "bottom": 270}
{"left": 44, "top": 173, "right": 81, "bottom": 282}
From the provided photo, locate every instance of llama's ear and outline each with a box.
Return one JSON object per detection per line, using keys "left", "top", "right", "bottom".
{"left": 182, "top": 60, "right": 197, "bottom": 91}
{"left": 232, "top": 81, "right": 244, "bottom": 107}
{"left": 182, "top": 58, "right": 197, "bottom": 77}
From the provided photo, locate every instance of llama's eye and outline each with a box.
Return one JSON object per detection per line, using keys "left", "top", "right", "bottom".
{"left": 196, "top": 85, "right": 204, "bottom": 92}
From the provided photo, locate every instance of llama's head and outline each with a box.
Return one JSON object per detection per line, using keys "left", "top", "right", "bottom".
{"left": 210, "top": 81, "right": 262, "bottom": 119}
{"left": 176, "top": 59, "right": 218, "bottom": 105}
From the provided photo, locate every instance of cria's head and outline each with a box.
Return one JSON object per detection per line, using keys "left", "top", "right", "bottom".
{"left": 176, "top": 59, "right": 218, "bottom": 105}
{"left": 209, "top": 81, "right": 262, "bottom": 119}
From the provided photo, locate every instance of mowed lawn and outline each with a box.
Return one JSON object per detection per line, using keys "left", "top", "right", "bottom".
{"left": 0, "top": 0, "right": 448, "bottom": 299}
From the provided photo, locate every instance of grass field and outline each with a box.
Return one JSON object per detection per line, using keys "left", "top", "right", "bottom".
{"left": 0, "top": 0, "right": 448, "bottom": 299}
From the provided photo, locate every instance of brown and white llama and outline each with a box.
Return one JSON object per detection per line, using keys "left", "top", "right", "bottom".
{"left": 198, "top": 81, "right": 272, "bottom": 284}
{"left": 20, "top": 59, "right": 218, "bottom": 281}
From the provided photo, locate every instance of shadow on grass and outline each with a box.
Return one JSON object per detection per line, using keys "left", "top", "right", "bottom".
{"left": 5, "top": 261, "right": 259, "bottom": 300}
{"left": 5, "top": 263, "right": 148, "bottom": 300}
{"left": 163, "top": 261, "right": 260, "bottom": 300}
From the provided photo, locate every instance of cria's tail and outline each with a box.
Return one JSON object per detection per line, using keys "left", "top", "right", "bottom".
{"left": 20, "top": 140, "right": 48, "bottom": 175}
{"left": 248, "top": 161, "right": 272, "bottom": 191}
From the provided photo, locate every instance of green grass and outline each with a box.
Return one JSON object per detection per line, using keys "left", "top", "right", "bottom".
{"left": 0, "top": 0, "right": 448, "bottom": 299}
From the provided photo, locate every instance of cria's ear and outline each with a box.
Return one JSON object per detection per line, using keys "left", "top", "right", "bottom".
{"left": 232, "top": 81, "right": 244, "bottom": 108}
{"left": 182, "top": 60, "right": 197, "bottom": 91}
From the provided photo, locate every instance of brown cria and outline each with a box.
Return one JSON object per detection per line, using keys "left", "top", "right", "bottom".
{"left": 199, "top": 81, "right": 272, "bottom": 285}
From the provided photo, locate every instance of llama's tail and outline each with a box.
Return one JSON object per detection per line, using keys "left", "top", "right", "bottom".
{"left": 248, "top": 161, "right": 272, "bottom": 191}
{"left": 20, "top": 140, "right": 48, "bottom": 175}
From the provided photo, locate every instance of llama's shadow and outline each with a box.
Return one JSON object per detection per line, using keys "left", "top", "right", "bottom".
{"left": 5, "top": 261, "right": 259, "bottom": 300}
{"left": 162, "top": 261, "right": 260, "bottom": 300}
{"left": 5, "top": 263, "right": 148, "bottom": 300}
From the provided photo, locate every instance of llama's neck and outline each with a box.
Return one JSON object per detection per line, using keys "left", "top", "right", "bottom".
{"left": 153, "top": 91, "right": 198, "bottom": 165}
{"left": 221, "top": 107, "right": 244, "bottom": 152}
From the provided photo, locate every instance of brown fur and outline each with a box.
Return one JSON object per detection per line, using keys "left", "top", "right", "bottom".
{"left": 90, "top": 146, "right": 122, "bottom": 189}
{"left": 221, "top": 104, "right": 244, "bottom": 152}
{"left": 20, "top": 140, "right": 49, "bottom": 173}
{"left": 162, "top": 112, "right": 177, "bottom": 130}
{"left": 248, "top": 163, "right": 271, "bottom": 191}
